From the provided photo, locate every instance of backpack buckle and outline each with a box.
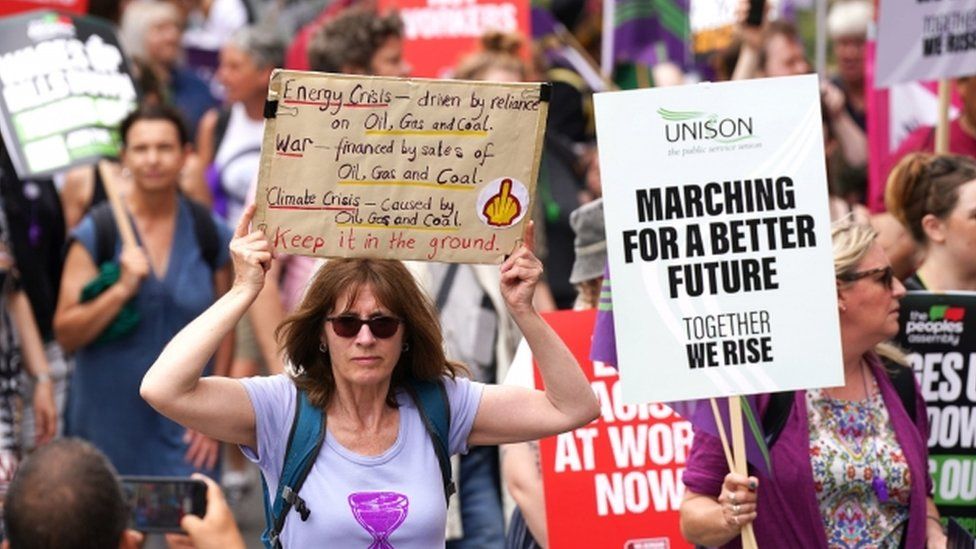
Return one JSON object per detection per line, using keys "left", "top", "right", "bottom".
{"left": 282, "top": 486, "right": 311, "bottom": 521}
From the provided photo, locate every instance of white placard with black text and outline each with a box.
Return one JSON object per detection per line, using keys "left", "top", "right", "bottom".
{"left": 595, "top": 74, "right": 843, "bottom": 404}
{"left": 876, "top": 0, "right": 976, "bottom": 88}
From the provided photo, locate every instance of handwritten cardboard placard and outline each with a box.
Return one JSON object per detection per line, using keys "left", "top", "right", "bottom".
{"left": 875, "top": 0, "right": 976, "bottom": 88}
{"left": 595, "top": 75, "right": 843, "bottom": 404}
{"left": 254, "top": 70, "right": 548, "bottom": 264}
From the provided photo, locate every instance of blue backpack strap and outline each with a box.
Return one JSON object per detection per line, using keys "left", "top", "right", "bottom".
{"left": 261, "top": 386, "right": 326, "bottom": 549}
{"left": 405, "top": 377, "right": 455, "bottom": 505}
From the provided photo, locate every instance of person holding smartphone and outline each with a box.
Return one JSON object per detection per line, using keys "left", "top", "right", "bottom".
{"left": 141, "top": 205, "right": 600, "bottom": 547}
{"left": 3, "top": 438, "right": 246, "bottom": 549}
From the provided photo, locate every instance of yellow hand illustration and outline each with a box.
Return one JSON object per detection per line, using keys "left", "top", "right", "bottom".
{"left": 482, "top": 178, "right": 521, "bottom": 227}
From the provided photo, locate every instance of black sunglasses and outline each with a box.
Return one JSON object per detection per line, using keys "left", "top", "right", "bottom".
{"left": 837, "top": 266, "right": 895, "bottom": 291}
{"left": 327, "top": 315, "right": 401, "bottom": 339}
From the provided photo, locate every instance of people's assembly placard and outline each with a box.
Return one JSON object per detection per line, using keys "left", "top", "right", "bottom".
{"left": 532, "top": 310, "right": 692, "bottom": 549}
{"left": 876, "top": 0, "right": 976, "bottom": 88}
{"left": 254, "top": 70, "right": 547, "bottom": 263}
{"left": 0, "top": 11, "right": 137, "bottom": 178}
{"left": 595, "top": 75, "right": 843, "bottom": 404}
{"left": 895, "top": 292, "right": 976, "bottom": 536}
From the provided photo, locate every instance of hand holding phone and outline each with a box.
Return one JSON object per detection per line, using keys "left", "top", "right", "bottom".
{"left": 121, "top": 476, "right": 207, "bottom": 533}
{"left": 179, "top": 474, "right": 247, "bottom": 549}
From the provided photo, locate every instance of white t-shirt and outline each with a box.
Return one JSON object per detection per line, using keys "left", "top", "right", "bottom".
{"left": 240, "top": 374, "right": 483, "bottom": 547}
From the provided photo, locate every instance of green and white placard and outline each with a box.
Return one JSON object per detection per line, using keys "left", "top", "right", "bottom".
{"left": 595, "top": 74, "right": 843, "bottom": 404}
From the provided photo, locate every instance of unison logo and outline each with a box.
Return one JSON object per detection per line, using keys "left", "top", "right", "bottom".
{"left": 658, "top": 108, "right": 755, "bottom": 144}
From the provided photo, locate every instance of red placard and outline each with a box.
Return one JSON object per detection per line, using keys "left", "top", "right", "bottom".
{"left": 534, "top": 309, "right": 693, "bottom": 549}
{"left": 378, "top": 0, "right": 530, "bottom": 78}
{"left": 0, "top": 0, "right": 87, "bottom": 16}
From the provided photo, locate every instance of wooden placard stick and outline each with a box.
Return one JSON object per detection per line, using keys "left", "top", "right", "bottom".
{"left": 729, "top": 396, "right": 759, "bottom": 549}
{"left": 709, "top": 397, "right": 735, "bottom": 472}
{"left": 98, "top": 160, "right": 138, "bottom": 249}
{"left": 935, "top": 79, "right": 951, "bottom": 154}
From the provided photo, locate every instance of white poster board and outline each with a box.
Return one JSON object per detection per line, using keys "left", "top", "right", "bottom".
{"left": 876, "top": 0, "right": 976, "bottom": 88}
{"left": 595, "top": 74, "right": 843, "bottom": 404}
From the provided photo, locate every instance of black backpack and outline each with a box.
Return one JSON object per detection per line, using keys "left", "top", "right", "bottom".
{"left": 762, "top": 362, "right": 919, "bottom": 448}
{"left": 87, "top": 199, "right": 219, "bottom": 273}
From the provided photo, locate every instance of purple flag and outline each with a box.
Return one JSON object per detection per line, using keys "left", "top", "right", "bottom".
{"left": 589, "top": 264, "right": 617, "bottom": 366}
{"left": 610, "top": 0, "right": 692, "bottom": 70}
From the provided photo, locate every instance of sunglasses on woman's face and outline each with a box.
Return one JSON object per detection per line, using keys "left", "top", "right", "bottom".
{"left": 837, "top": 266, "right": 895, "bottom": 291}
{"left": 327, "top": 315, "right": 401, "bottom": 339}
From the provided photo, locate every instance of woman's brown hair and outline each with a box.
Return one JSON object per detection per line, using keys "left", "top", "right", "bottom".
{"left": 885, "top": 152, "right": 976, "bottom": 243}
{"left": 454, "top": 31, "right": 528, "bottom": 81}
{"left": 276, "top": 259, "right": 465, "bottom": 409}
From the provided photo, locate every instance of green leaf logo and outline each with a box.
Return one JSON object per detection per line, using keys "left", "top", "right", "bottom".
{"left": 657, "top": 108, "right": 705, "bottom": 121}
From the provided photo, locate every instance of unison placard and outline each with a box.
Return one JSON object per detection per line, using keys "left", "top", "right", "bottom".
{"left": 595, "top": 74, "right": 843, "bottom": 404}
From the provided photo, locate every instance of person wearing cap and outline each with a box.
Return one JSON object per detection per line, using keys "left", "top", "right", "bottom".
{"left": 500, "top": 198, "right": 607, "bottom": 548}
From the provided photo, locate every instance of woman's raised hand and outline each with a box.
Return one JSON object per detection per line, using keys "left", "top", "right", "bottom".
{"left": 500, "top": 221, "right": 542, "bottom": 316}
{"left": 230, "top": 204, "right": 272, "bottom": 292}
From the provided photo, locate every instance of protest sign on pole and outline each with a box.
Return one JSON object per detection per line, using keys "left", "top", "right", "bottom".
{"left": 594, "top": 74, "right": 843, "bottom": 406}
{"left": 254, "top": 70, "right": 548, "bottom": 263}
{"left": 377, "top": 0, "right": 530, "bottom": 78}
{"left": 0, "top": 11, "right": 137, "bottom": 178}
{"left": 0, "top": 0, "right": 87, "bottom": 16}
{"left": 528, "top": 309, "right": 693, "bottom": 549}
{"left": 895, "top": 292, "right": 976, "bottom": 537}
{"left": 875, "top": 0, "right": 976, "bottom": 89}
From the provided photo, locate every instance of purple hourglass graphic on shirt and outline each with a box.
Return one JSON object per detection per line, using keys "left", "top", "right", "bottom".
{"left": 348, "top": 491, "right": 409, "bottom": 549}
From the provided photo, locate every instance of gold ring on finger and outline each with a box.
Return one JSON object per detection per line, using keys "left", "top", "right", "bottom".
{"left": 733, "top": 503, "right": 740, "bottom": 515}
{"left": 729, "top": 492, "right": 737, "bottom": 504}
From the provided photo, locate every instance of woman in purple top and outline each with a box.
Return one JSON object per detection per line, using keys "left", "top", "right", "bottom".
{"left": 140, "top": 206, "right": 601, "bottom": 546}
{"left": 680, "top": 222, "right": 947, "bottom": 548}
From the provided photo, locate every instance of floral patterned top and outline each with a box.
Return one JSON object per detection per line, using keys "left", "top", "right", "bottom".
{"left": 807, "top": 383, "right": 911, "bottom": 548}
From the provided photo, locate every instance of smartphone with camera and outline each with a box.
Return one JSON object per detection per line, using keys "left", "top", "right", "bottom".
{"left": 746, "top": 0, "right": 766, "bottom": 27}
{"left": 120, "top": 476, "right": 207, "bottom": 533}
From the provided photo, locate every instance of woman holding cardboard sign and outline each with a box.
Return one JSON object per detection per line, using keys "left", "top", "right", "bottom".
{"left": 140, "top": 206, "right": 600, "bottom": 547}
{"left": 680, "top": 222, "right": 945, "bottom": 548}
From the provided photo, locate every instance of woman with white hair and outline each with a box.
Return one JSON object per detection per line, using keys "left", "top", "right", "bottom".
{"left": 119, "top": 0, "right": 219, "bottom": 138}
{"left": 196, "top": 24, "right": 284, "bottom": 225}
{"left": 827, "top": 0, "right": 873, "bottom": 132}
